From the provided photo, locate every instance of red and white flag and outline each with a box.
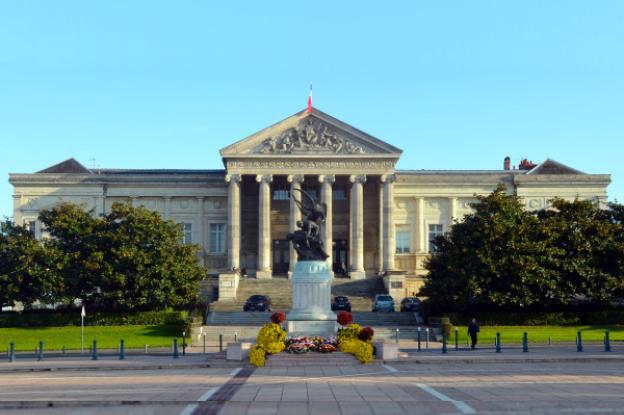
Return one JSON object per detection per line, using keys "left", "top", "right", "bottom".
{"left": 307, "top": 83, "right": 313, "bottom": 113}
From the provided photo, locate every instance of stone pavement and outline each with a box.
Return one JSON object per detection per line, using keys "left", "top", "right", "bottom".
{"left": 0, "top": 349, "right": 624, "bottom": 414}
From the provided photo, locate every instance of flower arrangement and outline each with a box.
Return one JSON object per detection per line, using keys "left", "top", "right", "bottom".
{"left": 285, "top": 336, "right": 338, "bottom": 353}
{"left": 270, "top": 311, "right": 286, "bottom": 324}
{"left": 336, "top": 323, "right": 375, "bottom": 364}
{"left": 287, "top": 343, "right": 310, "bottom": 354}
{"left": 336, "top": 311, "right": 353, "bottom": 326}
{"left": 249, "top": 345, "right": 266, "bottom": 367}
{"left": 317, "top": 343, "right": 337, "bottom": 353}
{"left": 358, "top": 327, "right": 375, "bottom": 341}
{"left": 256, "top": 322, "right": 286, "bottom": 354}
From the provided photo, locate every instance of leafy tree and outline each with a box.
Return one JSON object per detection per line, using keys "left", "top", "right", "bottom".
{"left": 39, "top": 202, "right": 206, "bottom": 309}
{"left": 421, "top": 186, "right": 559, "bottom": 311}
{"left": 538, "top": 199, "right": 624, "bottom": 303}
{"left": 0, "top": 220, "right": 59, "bottom": 307}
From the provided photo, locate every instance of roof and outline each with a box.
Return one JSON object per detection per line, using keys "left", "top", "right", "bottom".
{"left": 38, "top": 158, "right": 92, "bottom": 174}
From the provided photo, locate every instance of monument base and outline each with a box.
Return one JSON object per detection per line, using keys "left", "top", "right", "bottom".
{"left": 287, "top": 260, "right": 337, "bottom": 338}
{"left": 350, "top": 270, "right": 366, "bottom": 280}
{"left": 256, "top": 269, "right": 272, "bottom": 279}
{"left": 287, "top": 320, "right": 337, "bottom": 338}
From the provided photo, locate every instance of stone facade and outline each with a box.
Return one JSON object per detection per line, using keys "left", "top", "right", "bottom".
{"left": 9, "top": 109, "right": 611, "bottom": 300}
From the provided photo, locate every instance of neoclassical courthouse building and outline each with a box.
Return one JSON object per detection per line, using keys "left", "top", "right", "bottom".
{"left": 9, "top": 109, "right": 611, "bottom": 299}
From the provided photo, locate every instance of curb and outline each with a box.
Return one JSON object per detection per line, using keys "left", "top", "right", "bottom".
{"left": 384, "top": 354, "right": 624, "bottom": 364}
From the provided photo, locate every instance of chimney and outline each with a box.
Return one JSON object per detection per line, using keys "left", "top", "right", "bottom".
{"left": 504, "top": 156, "right": 511, "bottom": 171}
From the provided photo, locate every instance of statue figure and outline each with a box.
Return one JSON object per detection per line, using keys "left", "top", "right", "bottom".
{"left": 287, "top": 189, "right": 329, "bottom": 261}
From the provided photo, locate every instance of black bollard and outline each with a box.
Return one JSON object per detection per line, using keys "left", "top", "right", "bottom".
{"left": 495, "top": 332, "right": 501, "bottom": 353}
{"left": 219, "top": 333, "right": 223, "bottom": 352}
{"left": 576, "top": 331, "right": 583, "bottom": 352}
{"left": 203, "top": 334, "right": 207, "bottom": 354}
{"left": 119, "top": 339, "right": 125, "bottom": 360}
{"left": 522, "top": 332, "right": 528, "bottom": 353}
{"left": 91, "top": 340, "right": 98, "bottom": 360}
{"left": 454, "top": 327, "right": 459, "bottom": 351}
{"left": 442, "top": 332, "right": 447, "bottom": 354}
{"left": 605, "top": 330, "right": 611, "bottom": 353}
{"left": 38, "top": 341, "right": 44, "bottom": 361}
{"left": 9, "top": 342, "right": 15, "bottom": 363}
{"left": 417, "top": 327, "right": 421, "bottom": 351}
{"left": 173, "top": 338, "right": 179, "bottom": 359}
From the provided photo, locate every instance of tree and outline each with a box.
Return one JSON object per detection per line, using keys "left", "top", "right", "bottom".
{"left": 39, "top": 202, "right": 207, "bottom": 309}
{"left": 538, "top": 199, "right": 624, "bottom": 304}
{"left": 0, "top": 220, "right": 59, "bottom": 307}
{"left": 421, "top": 186, "right": 559, "bottom": 311}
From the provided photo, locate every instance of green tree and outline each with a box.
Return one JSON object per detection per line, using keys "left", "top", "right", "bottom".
{"left": 39, "top": 202, "right": 206, "bottom": 309}
{"left": 0, "top": 220, "right": 59, "bottom": 307}
{"left": 421, "top": 186, "right": 559, "bottom": 311}
{"left": 538, "top": 199, "right": 624, "bottom": 303}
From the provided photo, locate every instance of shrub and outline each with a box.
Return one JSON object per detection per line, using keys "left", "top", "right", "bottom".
{"left": 337, "top": 323, "right": 361, "bottom": 343}
{"left": 249, "top": 345, "right": 266, "bottom": 367}
{"left": 337, "top": 311, "right": 353, "bottom": 326}
{"left": 0, "top": 309, "right": 188, "bottom": 328}
{"left": 358, "top": 327, "right": 375, "bottom": 341}
{"left": 270, "top": 311, "right": 286, "bottom": 324}
{"left": 255, "top": 323, "right": 286, "bottom": 354}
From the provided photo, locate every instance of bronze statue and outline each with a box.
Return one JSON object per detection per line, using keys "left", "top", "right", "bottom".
{"left": 287, "top": 189, "right": 329, "bottom": 261}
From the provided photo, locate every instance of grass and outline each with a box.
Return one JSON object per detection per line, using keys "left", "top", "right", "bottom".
{"left": 449, "top": 325, "right": 624, "bottom": 344}
{"left": 0, "top": 324, "right": 184, "bottom": 352}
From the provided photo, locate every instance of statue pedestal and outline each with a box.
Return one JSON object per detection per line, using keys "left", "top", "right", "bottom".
{"left": 287, "top": 260, "right": 337, "bottom": 337}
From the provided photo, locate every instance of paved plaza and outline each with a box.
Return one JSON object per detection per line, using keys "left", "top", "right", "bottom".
{"left": 0, "top": 350, "right": 623, "bottom": 414}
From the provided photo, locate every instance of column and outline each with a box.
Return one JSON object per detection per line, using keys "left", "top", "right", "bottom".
{"left": 164, "top": 197, "right": 172, "bottom": 220}
{"left": 226, "top": 174, "right": 241, "bottom": 271}
{"left": 287, "top": 174, "right": 304, "bottom": 277}
{"left": 12, "top": 195, "right": 22, "bottom": 225}
{"left": 381, "top": 174, "right": 396, "bottom": 271}
{"left": 319, "top": 174, "right": 335, "bottom": 270}
{"left": 415, "top": 197, "right": 425, "bottom": 252}
{"left": 256, "top": 174, "right": 273, "bottom": 279}
{"left": 196, "top": 196, "right": 205, "bottom": 258}
{"left": 349, "top": 174, "right": 366, "bottom": 279}
{"left": 448, "top": 197, "right": 457, "bottom": 228}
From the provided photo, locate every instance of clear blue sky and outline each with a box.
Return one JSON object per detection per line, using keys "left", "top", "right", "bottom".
{"left": 1, "top": 1, "right": 622, "bottom": 218}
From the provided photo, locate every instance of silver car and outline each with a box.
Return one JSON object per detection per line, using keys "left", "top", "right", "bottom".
{"left": 372, "top": 294, "right": 395, "bottom": 312}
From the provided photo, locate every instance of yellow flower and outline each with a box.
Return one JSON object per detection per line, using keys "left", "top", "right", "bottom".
{"left": 249, "top": 345, "right": 266, "bottom": 367}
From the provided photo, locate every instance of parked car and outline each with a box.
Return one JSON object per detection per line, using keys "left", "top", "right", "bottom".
{"left": 243, "top": 295, "right": 272, "bottom": 312}
{"left": 400, "top": 297, "right": 421, "bottom": 312}
{"left": 372, "top": 294, "right": 395, "bottom": 312}
{"left": 331, "top": 296, "right": 352, "bottom": 312}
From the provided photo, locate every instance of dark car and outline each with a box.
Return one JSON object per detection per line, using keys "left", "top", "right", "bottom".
{"left": 400, "top": 297, "right": 421, "bottom": 312}
{"left": 372, "top": 294, "right": 395, "bottom": 312}
{"left": 331, "top": 296, "right": 352, "bottom": 312}
{"left": 243, "top": 295, "right": 272, "bottom": 312}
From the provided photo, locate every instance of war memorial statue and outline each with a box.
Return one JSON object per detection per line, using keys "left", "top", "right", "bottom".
{"left": 285, "top": 189, "right": 337, "bottom": 336}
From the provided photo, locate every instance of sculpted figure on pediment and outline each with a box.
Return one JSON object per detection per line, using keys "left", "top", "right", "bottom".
{"left": 254, "top": 118, "right": 366, "bottom": 155}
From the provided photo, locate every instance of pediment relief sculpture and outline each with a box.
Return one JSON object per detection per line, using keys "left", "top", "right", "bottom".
{"left": 255, "top": 118, "right": 366, "bottom": 155}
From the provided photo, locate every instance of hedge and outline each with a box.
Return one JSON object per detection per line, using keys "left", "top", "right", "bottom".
{"left": 0, "top": 309, "right": 188, "bottom": 328}
{"left": 446, "top": 310, "right": 624, "bottom": 326}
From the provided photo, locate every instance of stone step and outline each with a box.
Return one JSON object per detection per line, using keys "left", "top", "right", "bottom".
{"left": 205, "top": 311, "right": 418, "bottom": 326}
{"left": 264, "top": 351, "right": 372, "bottom": 367}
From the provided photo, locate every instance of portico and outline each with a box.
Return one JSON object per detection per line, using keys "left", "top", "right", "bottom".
{"left": 220, "top": 109, "right": 402, "bottom": 279}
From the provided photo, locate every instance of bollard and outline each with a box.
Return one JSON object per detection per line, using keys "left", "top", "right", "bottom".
{"left": 442, "top": 332, "right": 447, "bottom": 354}
{"left": 454, "top": 327, "right": 459, "bottom": 351}
{"left": 548, "top": 335, "right": 552, "bottom": 346}
{"left": 144, "top": 344, "right": 148, "bottom": 354}
{"left": 9, "top": 342, "right": 15, "bottom": 363}
{"left": 495, "top": 332, "right": 501, "bottom": 353}
{"left": 604, "top": 330, "right": 611, "bottom": 352}
{"left": 38, "top": 341, "right": 44, "bottom": 361}
{"left": 576, "top": 331, "right": 583, "bottom": 352}
{"left": 203, "top": 334, "right": 207, "bottom": 354}
{"left": 425, "top": 328, "right": 429, "bottom": 349}
{"left": 91, "top": 340, "right": 98, "bottom": 361}
{"left": 417, "top": 327, "right": 421, "bottom": 351}
{"left": 522, "top": 332, "right": 528, "bottom": 353}
{"left": 395, "top": 328, "right": 400, "bottom": 344}
{"left": 62, "top": 345, "right": 66, "bottom": 355}
{"left": 182, "top": 331, "right": 186, "bottom": 356}
{"left": 173, "top": 338, "right": 179, "bottom": 359}
{"left": 234, "top": 332, "right": 238, "bottom": 343}
{"left": 119, "top": 339, "right": 125, "bottom": 360}
{"left": 219, "top": 333, "right": 223, "bottom": 352}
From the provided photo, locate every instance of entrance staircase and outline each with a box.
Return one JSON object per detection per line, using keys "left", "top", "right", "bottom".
{"left": 210, "top": 275, "right": 386, "bottom": 312}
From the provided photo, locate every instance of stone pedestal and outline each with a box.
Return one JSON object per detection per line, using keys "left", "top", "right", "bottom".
{"left": 287, "top": 260, "right": 337, "bottom": 337}
{"left": 374, "top": 341, "right": 399, "bottom": 360}
{"left": 226, "top": 342, "right": 251, "bottom": 361}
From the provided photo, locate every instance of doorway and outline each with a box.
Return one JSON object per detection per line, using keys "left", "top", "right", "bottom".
{"left": 272, "top": 239, "right": 290, "bottom": 275}
{"left": 333, "top": 239, "right": 348, "bottom": 276}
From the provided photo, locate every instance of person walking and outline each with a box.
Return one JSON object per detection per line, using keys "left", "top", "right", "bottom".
{"left": 468, "top": 318, "right": 480, "bottom": 349}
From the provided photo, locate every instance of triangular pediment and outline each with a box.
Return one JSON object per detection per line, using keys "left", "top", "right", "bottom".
{"left": 38, "top": 158, "right": 92, "bottom": 174}
{"left": 220, "top": 108, "right": 402, "bottom": 157}
{"left": 527, "top": 158, "right": 584, "bottom": 175}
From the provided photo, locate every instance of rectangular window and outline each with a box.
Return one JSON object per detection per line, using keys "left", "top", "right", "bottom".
{"left": 272, "top": 187, "right": 289, "bottom": 201}
{"left": 28, "top": 221, "right": 36, "bottom": 235}
{"left": 209, "top": 223, "right": 225, "bottom": 253}
{"left": 395, "top": 228, "right": 410, "bottom": 254}
{"left": 333, "top": 187, "right": 347, "bottom": 201}
{"left": 180, "top": 223, "right": 192, "bottom": 245}
{"left": 428, "top": 224, "right": 444, "bottom": 252}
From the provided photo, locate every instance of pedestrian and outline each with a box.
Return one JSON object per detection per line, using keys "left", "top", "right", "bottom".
{"left": 468, "top": 318, "right": 480, "bottom": 349}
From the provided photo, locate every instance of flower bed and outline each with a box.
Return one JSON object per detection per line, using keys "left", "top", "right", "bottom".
{"left": 285, "top": 336, "right": 337, "bottom": 353}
